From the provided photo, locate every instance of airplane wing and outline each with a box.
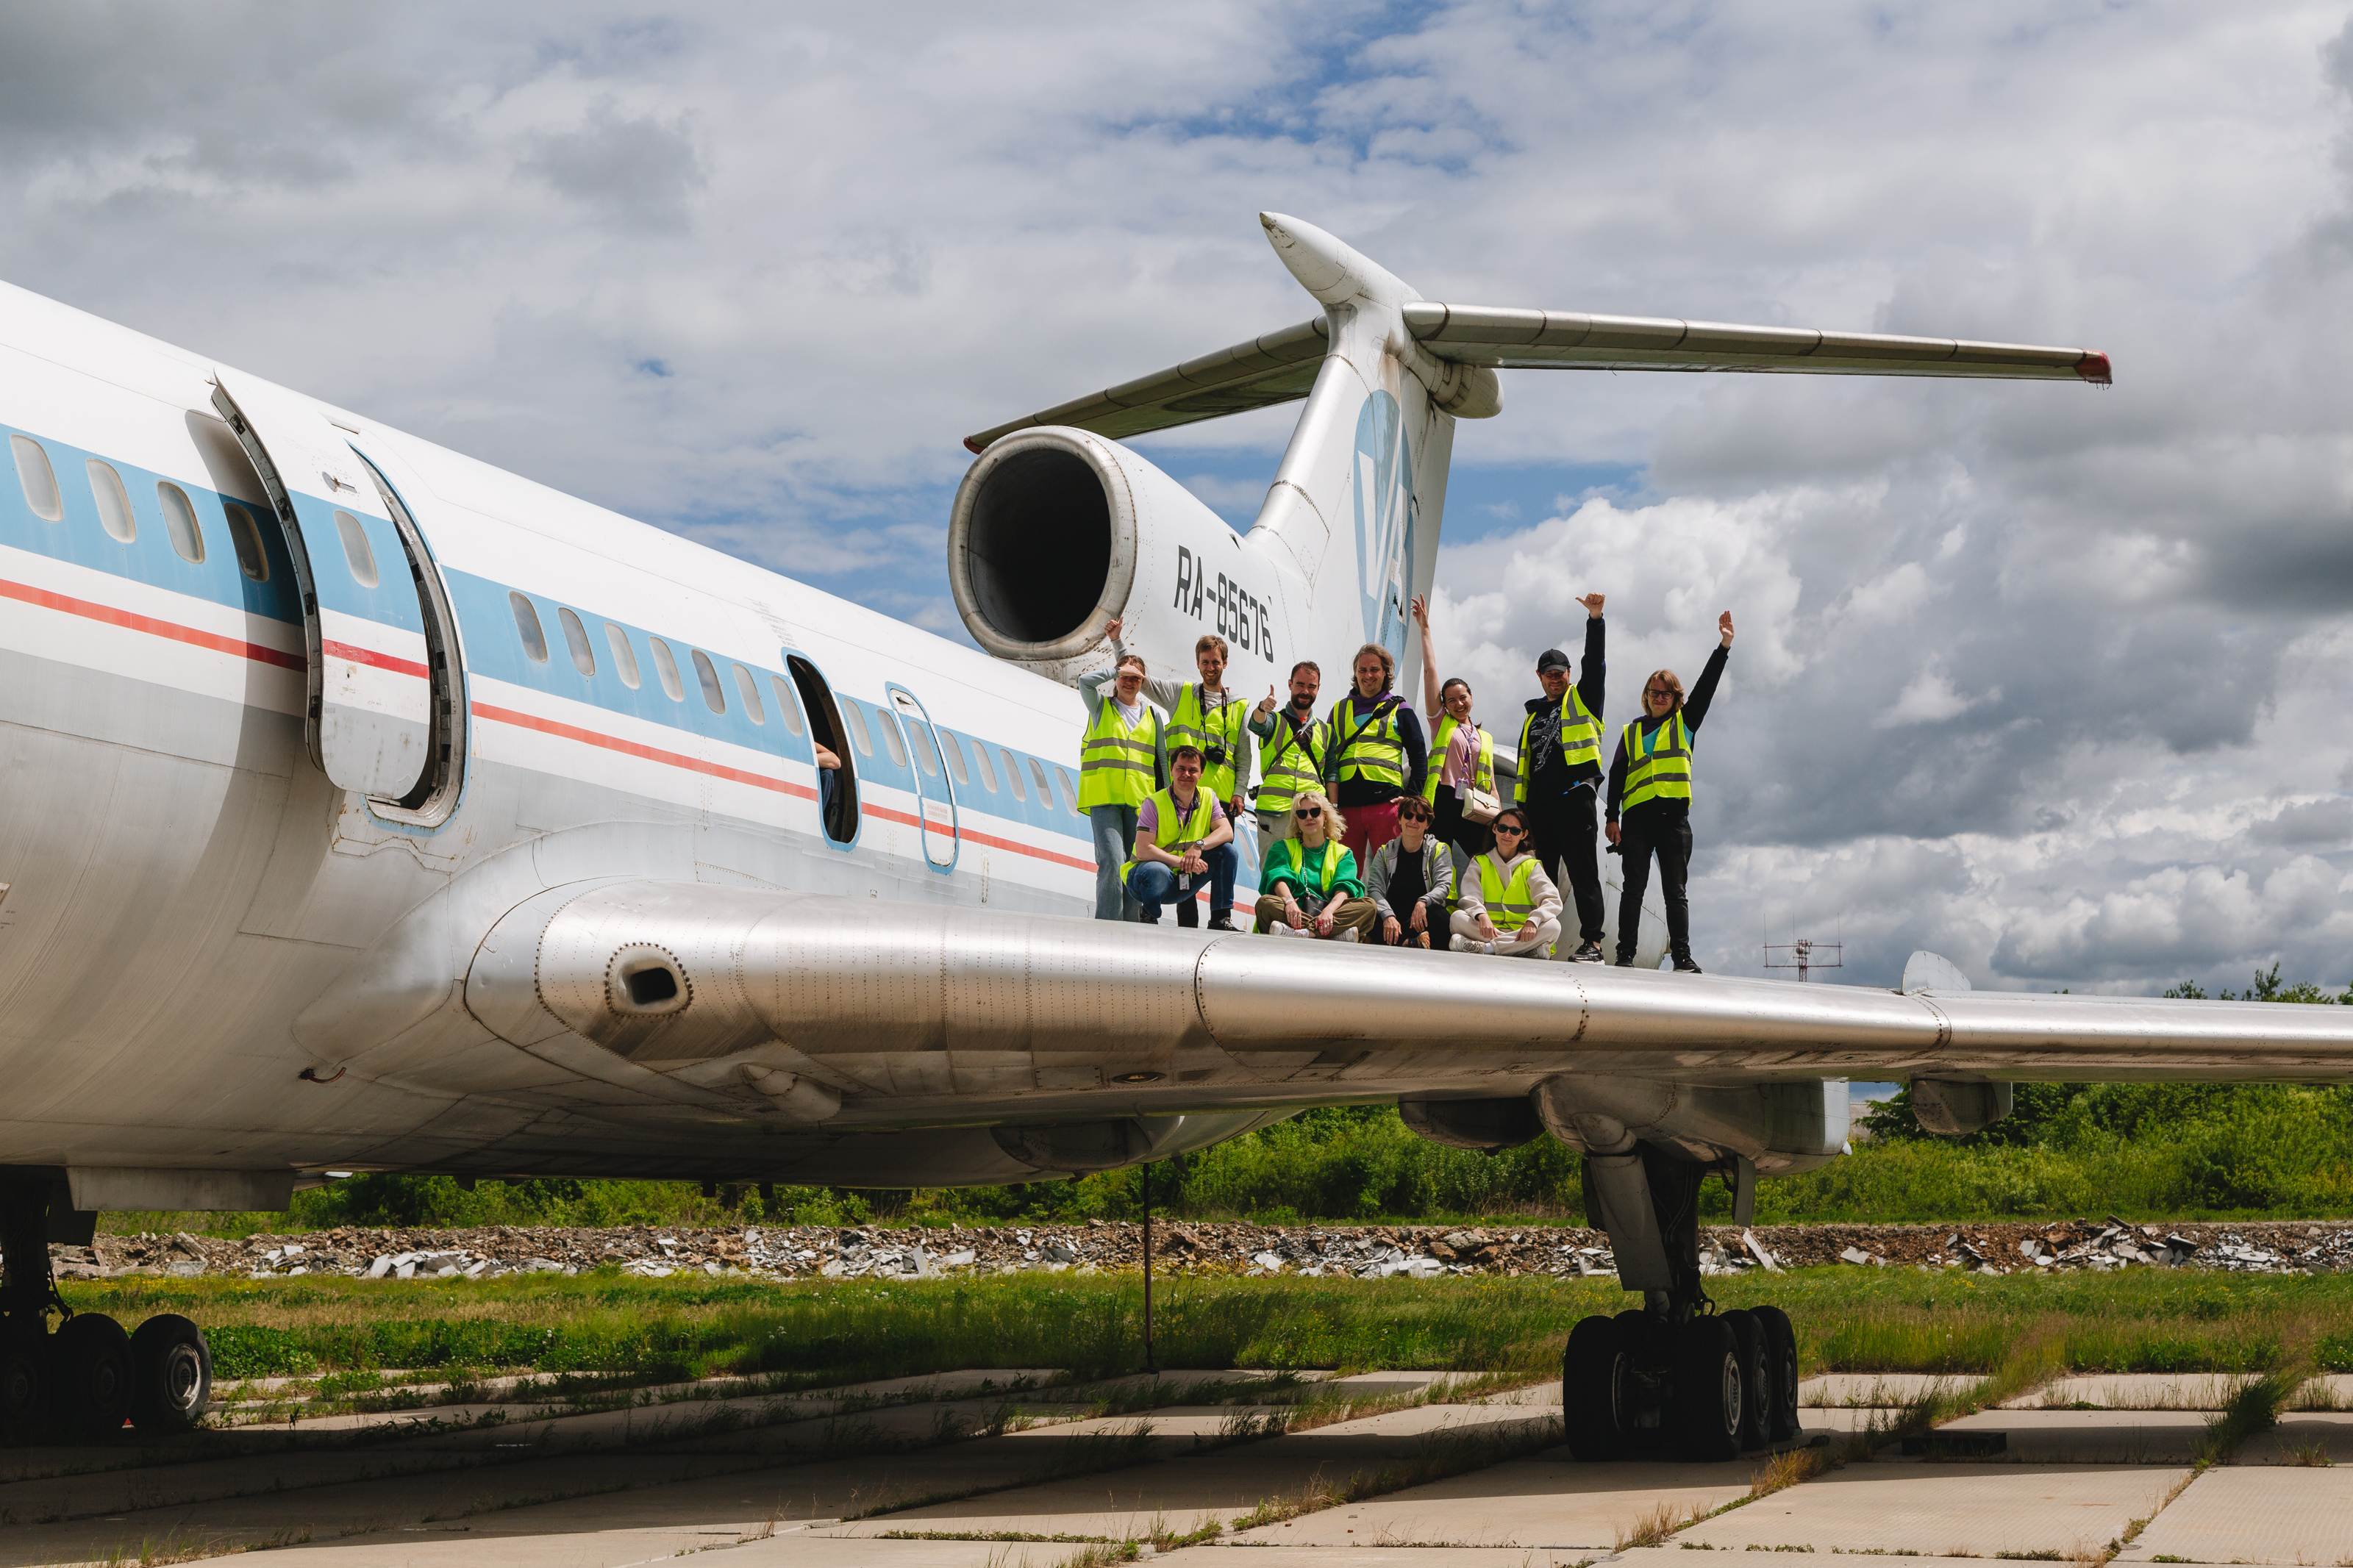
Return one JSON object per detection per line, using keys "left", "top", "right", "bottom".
{"left": 964, "top": 307, "right": 2110, "bottom": 451}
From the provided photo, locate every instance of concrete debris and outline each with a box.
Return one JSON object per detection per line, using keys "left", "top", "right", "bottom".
{"left": 47, "top": 1217, "right": 2353, "bottom": 1284}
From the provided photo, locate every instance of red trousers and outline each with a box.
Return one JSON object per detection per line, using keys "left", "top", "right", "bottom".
{"left": 1339, "top": 800, "right": 1402, "bottom": 864}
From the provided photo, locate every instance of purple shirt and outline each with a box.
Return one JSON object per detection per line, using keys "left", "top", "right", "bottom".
{"left": 1138, "top": 791, "right": 1226, "bottom": 838}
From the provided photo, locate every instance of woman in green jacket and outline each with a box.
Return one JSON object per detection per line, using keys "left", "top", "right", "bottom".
{"left": 1253, "top": 788, "right": 1377, "bottom": 941}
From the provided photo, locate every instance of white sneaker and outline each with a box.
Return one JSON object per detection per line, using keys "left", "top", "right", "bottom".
{"left": 1449, "top": 934, "right": 1472, "bottom": 952}
{"left": 1337, "top": 928, "right": 1360, "bottom": 943}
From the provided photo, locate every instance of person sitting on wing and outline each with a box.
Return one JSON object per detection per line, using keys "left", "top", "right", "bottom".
{"left": 1124, "top": 745, "right": 1235, "bottom": 926}
{"left": 1365, "top": 792, "right": 1452, "bottom": 949}
{"left": 1449, "top": 805, "right": 1565, "bottom": 959}
{"left": 1253, "top": 787, "right": 1376, "bottom": 941}
{"left": 1103, "top": 618, "right": 1251, "bottom": 930}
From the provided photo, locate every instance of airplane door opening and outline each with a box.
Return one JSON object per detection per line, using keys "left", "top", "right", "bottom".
{"left": 354, "top": 451, "right": 466, "bottom": 824}
{"left": 786, "top": 655, "right": 858, "bottom": 846}
{"left": 209, "top": 374, "right": 436, "bottom": 805}
{"left": 889, "top": 687, "right": 960, "bottom": 871}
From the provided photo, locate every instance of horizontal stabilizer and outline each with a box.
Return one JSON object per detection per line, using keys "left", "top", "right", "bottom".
{"left": 964, "top": 318, "right": 1327, "bottom": 453}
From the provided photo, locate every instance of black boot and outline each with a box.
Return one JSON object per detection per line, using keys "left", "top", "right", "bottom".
{"left": 1672, "top": 947, "right": 1703, "bottom": 973}
{"left": 1176, "top": 900, "right": 1199, "bottom": 929}
{"left": 1207, "top": 912, "right": 1238, "bottom": 931}
{"left": 1613, "top": 949, "right": 1636, "bottom": 967}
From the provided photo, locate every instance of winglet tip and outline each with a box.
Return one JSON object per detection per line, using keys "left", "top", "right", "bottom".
{"left": 2075, "top": 351, "right": 2113, "bottom": 386}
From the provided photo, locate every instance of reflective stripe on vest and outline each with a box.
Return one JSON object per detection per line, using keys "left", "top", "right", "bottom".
{"left": 1267, "top": 837, "right": 1343, "bottom": 895}
{"left": 1124, "top": 786, "right": 1217, "bottom": 888}
{"left": 1168, "top": 684, "right": 1246, "bottom": 801}
{"left": 1078, "top": 698, "right": 1160, "bottom": 809}
{"left": 1513, "top": 687, "right": 1603, "bottom": 803}
{"left": 1327, "top": 695, "right": 1405, "bottom": 789}
{"left": 1257, "top": 713, "right": 1329, "bottom": 812}
{"left": 1621, "top": 712, "right": 1693, "bottom": 812}
{"left": 1474, "top": 854, "right": 1540, "bottom": 932}
{"left": 1423, "top": 715, "right": 1495, "bottom": 802}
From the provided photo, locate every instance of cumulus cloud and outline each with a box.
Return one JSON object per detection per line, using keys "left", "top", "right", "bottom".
{"left": 1, "top": 1, "right": 2349, "bottom": 992}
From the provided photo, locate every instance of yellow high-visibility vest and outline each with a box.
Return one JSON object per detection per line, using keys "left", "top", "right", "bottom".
{"left": 1123, "top": 787, "right": 1218, "bottom": 889}
{"left": 1264, "top": 837, "right": 1345, "bottom": 895}
{"left": 1168, "top": 684, "right": 1247, "bottom": 801}
{"left": 1078, "top": 695, "right": 1160, "bottom": 810}
{"left": 1473, "top": 854, "right": 1540, "bottom": 933}
{"left": 1514, "top": 687, "right": 1603, "bottom": 802}
{"left": 1257, "top": 712, "right": 1329, "bottom": 814}
{"left": 1327, "top": 695, "right": 1405, "bottom": 790}
{"left": 1423, "top": 715, "right": 1494, "bottom": 803}
{"left": 1620, "top": 712, "right": 1693, "bottom": 812}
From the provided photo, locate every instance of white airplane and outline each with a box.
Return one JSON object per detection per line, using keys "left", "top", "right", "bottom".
{"left": 1, "top": 210, "right": 2335, "bottom": 1459}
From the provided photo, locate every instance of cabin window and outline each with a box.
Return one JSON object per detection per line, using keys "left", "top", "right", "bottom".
{"left": 968, "top": 737, "right": 998, "bottom": 792}
{"left": 86, "top": 460, "right": 136, "bottom": 543}
{"left": 939, "top": 730, "right": 969, "bottom": 786}
{"left": 157, "top": 482, "right": 204, "bottom": 562}
{"left": 842, "top": 700, "right": 874, "bottom": 756}
{"left": 509, "top": 593, "right": 548, "bottom": 662}
{"left": 1029, "top": 758, "right": 1055, "bottom": 808}
{"left": 691, "top": 648, "right": 726, "bottom": 714}
{"left": 334, "top": 509, "right": 379, "bottom": 587}
{"left": 649, "top": 637, "right": 685, "bottom": 701}
{"left": 10, "top": 435, "right": 61, "bottom": 522}
{"left": 876, "top": 710, "right": 908, "bottom": 769}
{"left": 903, "top": 716, "right": 941, "bottom": 778}
{"left": 1054, "top": 765, "right": 1081, "bottom": 815}
{"left": 558, "top": 607, "right": 596, "bottom": 677}
{"left": 731, "top": 663, "right": 765, "bottom": 724}
{"left": 604, "top": 623, "right": 640, "bottom": 688}
{"left": 1001, "top": 748, "right": 1026, "bottom": 801}
{"left": 223, "top": 503, "right": 268, "bottom": 581}
{"left": 768, "top": 674, "right": 805, "bottom": 736}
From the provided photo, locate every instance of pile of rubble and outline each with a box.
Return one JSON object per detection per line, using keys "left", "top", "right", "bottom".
{"left": 50, "top": 1216, "right": 2353, "bottom": 1284}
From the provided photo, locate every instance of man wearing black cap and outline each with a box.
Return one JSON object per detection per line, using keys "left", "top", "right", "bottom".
{"left": 1513, "top": 593, "right": 1607, "bottom": 961}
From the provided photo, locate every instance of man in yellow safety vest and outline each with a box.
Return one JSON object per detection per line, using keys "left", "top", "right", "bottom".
{"left": 1514, "top": 593, "right": 1608, "bottom": 962}
{"left": 1103, "top": 619, "right": 1253, "bottom": 930}
{"left": 1250, "top": 661, "right": 1327, "bottom": 846}
{"left": 1124, "top": 745, "right": 1235, "bottom": 926}
{"left": 1077, "top": 649, "right": 1164, "bottom": 921}
{"left": 1607, "top": 611, "right": 1735, "bottom": 972}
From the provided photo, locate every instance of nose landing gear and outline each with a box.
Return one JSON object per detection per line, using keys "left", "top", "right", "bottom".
{"left": 1, "top": 1181, "right": 212, "bottom": 1442}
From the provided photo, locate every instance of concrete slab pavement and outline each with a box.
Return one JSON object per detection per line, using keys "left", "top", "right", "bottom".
{"left": 1668, "top": 1461, "right": 2188, "bottom": 1557}
{"left": 1933, "top": 1407, "right": 2214, "bottom": 1463}
{"left": 2115, "top": 1464, "right": 2353, "bottom": 1564}
{"left": 2010, "top": 1372, "right": 2248, "bottom": 1410}
{"left": 2240, "top": 1409, "right": 2353, "bottom": 1464}
{"left": 1799, "top": 1373, "right": 1972, "bottom": 1406}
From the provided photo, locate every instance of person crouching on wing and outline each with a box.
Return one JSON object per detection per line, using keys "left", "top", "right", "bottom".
{"left": 1367, "top": 793, "right": 1452, "bottom": 949}
{"left": 1410, "top": 594, "right": 1496, "bottom": 883}
{"left": 1325, "top": 642, "right": 1426, "bottom": 863}
{"left": 1251, "top": 661, "right": 1326, "bottom": 845}
{"left": 1103, "top": 619, "right": 1251, "bottom": 930}
{"left": 1449, "top": 806, "right": 1563, "bottom": 958}
{"left": 1606, "top": 612, "right": 1734, "bottom": 973}
{"left": 1125, "top": 745, "right": 1235, "bottom": 926}
{"left": 1514, "top": 593, "right": 1609, "bottom": 962}
{"left": 1077, "top": 648, "right": 1164, "bottom": 922}
{"left": 1254, "top": 788, "right": 1376, "bottom": 941}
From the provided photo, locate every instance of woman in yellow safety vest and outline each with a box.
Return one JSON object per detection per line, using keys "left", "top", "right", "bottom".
{"left": 1605, "top": 612, "right": 1734, "bottom": 972}
{"left": 1448, "top": 806, "right": 1564, "bottom": 959}
{"left": 1077, "top": 651, "right": 1164, "bottom": 922}
{"left": 1254, "top": 788, "right": 1376, "bottom": 941}
{"left": 1410, "top": 594, "right": 1496, "bottom": 875}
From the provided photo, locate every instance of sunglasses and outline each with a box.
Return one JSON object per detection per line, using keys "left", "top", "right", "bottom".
{"left": 1294, "top": 806, "right": 1322, "bottom": 819}
{"left": 1398, "top": 812, "right": 1429, "bottom": 823}
{"left": 1493, "top": 823, "right": 1527, "bottom": 834}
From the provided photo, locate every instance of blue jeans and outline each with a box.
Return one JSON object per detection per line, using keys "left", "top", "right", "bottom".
{"left": 1127, "top": 860, "right": 1186, "bottom": 920}
{"left": 1202, "top": 840, "right": 1238, "bottom": 915}
{"left": 1088, "top": 804, "right": 1139, "bottom": 921}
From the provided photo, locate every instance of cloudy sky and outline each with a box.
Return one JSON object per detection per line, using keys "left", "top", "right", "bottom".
{"left": 4, "top": 1, "right": 2349, "bottom": 993}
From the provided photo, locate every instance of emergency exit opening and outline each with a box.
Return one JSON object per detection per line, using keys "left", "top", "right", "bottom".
{"left": 787, "top": 655, "right": 857, "bottom": 845}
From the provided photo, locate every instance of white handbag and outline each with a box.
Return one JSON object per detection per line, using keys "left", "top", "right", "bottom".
{"left": 1459, "top": 785, "right": 1504, "bottom": 826}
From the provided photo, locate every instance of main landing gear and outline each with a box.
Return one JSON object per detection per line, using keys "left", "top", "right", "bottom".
{"left": 1, "top": 1182, "right": 210, "bottom": 1442}
{"left": 1560, "top": 1145, "right": 1803, "bottom": 1462}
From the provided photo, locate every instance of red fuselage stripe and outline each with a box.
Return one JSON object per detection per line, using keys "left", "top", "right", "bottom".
{"left": 1, "top": 576, "right": 306, "bottom": 671}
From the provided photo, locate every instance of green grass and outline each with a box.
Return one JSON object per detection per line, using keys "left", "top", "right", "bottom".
{"left": 65, "top": 1263, "right": 2353, "bottom": 1386}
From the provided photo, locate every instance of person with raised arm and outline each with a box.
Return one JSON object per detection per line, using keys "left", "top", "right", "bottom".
{"left": 1125, "top": 745, "right": 1235, "bottom": 927}
{"left": 1250, "top": 660, "right": 1327, "bottom": 846}
{"left": 1449, "top": 806, "right": 1564, "bottom": 959}
{"left": 1253, "top": 787, "right": 1376, "bottom": 941}
{"left": 1606, "top": 611, "right": 1735, "bottom": 973}
{"left": 1324, "top": 642, "right": 1426, "bottom": 863}
{"left": 1102, "top": 619, "right": 1252, "bottom": 930}
{"left": 1410, "top": 594, "right": 1497, "bottom": 882}
{"left": 1076, "top": 647, "right": 1163, "bottom": 922}
{"left": 1514, "top": 593, "right": 1609, "bottom": 962}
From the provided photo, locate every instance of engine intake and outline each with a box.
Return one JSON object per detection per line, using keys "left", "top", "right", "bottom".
{"left": 949, "top": 429, "right": 1135, "bottom": 669}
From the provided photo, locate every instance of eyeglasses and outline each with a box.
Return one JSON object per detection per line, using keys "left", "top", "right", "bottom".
{"left": 1294, "top": 806, "right": 1322, "bottom": 819}
{"left": 1645, "top": 687, "right": 1673, "bottom": 698}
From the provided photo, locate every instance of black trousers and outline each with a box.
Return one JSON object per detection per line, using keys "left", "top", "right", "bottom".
{"left": 1527, "top": 786, "right": 1606, "bottom": 945}
{"left": 1615, "top": 807, "right": 1693, "bottom": 959}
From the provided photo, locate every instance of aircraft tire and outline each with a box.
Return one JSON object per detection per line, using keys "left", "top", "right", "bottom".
{"left": 129, "top": 1314, "right": 212, "bottom": 1434}
{"left": 1721, "top": 1309, "right": 1771, "bottom": 1452}
{"left": 1562, "top": 1314, "right": 1629, "bottom": 1461}
{"left": 1671, "top": 1315, "right": 1742, "bottom": 1461}
{"left": 0, "top": 1335, "right": 44, "bottom": 1439}
{"left": 1752, "top": 1305, "right": 1802, "bottom": 1443}
{"left": 51, "top": 1313, "right": 133, "bottom": 1440}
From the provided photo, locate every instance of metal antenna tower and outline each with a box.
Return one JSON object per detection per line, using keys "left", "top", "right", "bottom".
{"left": 1764, "top": 936, "right": 1843, "bottom": 982}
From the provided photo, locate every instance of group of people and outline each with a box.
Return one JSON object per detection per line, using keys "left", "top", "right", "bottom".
{"left": 1076, "top": 596, "right": 1734, "bottom": 971}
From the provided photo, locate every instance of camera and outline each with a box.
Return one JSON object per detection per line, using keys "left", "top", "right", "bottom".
{"left": 1203, "top": 745, "right": 1228, "bottom": 767}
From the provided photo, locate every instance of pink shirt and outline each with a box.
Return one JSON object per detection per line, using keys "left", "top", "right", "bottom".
{"left": 1439, "top": 722, "right": 1487, "bottom": 792}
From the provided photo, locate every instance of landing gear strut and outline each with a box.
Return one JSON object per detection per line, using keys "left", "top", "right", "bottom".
{"left": 0, "top": 1179, "right": 211, "bottom": 1441}
{"left": 1560, "top": 1146, "right": 1804, "bottom": 1462}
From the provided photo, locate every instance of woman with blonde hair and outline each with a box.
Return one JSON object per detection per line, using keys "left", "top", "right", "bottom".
{"left": 1606, "top": 612, "right": 1735, "bottom": 972}
{"left": 1324, "top": 640, "right": 1426, "bottom": 864}
{"left": 1254, "top": 787, "right": 1377, "bottom": 940}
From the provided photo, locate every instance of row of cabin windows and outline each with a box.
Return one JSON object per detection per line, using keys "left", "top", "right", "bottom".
{"left": 11, "top": 432, "right": 271, "bottom": 581}
{"left": 506, "top": 589, "right": 1081, "bottom": 816}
